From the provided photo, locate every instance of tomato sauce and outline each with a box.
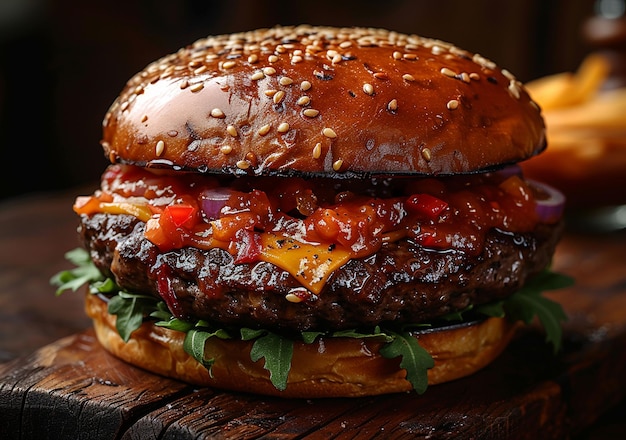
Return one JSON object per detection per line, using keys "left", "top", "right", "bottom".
{"left": 76, "top": 164, "right": 541, "bottom": 262}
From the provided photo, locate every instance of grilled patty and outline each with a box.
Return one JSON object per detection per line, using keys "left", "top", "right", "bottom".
{"left": 80, "top": 213, "right": 561, "bottom": 333}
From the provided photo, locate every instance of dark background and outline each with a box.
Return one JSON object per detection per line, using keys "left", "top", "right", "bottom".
{"left": 0, "top": 0, "right": 602, "bottom": 200}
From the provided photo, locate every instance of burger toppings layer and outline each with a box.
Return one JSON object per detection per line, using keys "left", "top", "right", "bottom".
{"left": 74, "top": 163, "right": 563, "bottom": 330}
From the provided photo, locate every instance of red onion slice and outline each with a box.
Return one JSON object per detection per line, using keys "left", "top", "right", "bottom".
{"left": 200, "top": 188, "right": 233, "bottom": 220}
{"left": 529, "top": 179, "right": 566, "bottom": 223}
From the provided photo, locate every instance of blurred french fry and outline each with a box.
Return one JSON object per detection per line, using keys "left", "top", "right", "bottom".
{"left": 521, "top": 52, "right": 626, "bottom": 208}
{"left": 543, "top": 88, "right": 626, "bottom": 131}
{"left": 526, "top": 53, "right": 610, "bottom": 110}
{"left": 525, "top": 72, "right": 576, "bottom": 110}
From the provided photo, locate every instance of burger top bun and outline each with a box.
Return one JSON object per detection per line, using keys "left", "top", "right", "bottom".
{"left": 102, "top": 25, "right": 545, "bottom": 177}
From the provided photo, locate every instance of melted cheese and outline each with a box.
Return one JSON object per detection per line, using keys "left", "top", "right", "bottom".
{"left": 259, "top": 232, "right": 351, "bottom": 294}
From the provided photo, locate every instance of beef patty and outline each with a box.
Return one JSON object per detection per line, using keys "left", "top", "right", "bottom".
{"left": 80, "top": 213, "right": 561, "bottom": 333}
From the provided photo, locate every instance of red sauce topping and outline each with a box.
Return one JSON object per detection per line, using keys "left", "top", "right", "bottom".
{"left": 75, "top": 164, "right": 544, "bottom": 292}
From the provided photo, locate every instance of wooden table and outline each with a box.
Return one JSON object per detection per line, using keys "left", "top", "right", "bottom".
{"left": 1, "top": 188, "right": 625, "bottom": 439}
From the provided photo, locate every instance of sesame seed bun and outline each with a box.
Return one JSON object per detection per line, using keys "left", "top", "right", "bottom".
{"left": 102, "top": 25, "right": 545, "bottom": 176}
{"left": 85, "top": 292, "right": 518, "bottom": 398}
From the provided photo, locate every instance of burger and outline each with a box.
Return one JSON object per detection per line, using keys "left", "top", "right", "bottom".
{"left": 53, "top": 25, "right": 571, "bottom": 398}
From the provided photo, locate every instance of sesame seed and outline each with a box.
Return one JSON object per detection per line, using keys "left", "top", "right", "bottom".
{"left": 300, "top": 81, "right": 312, "bottom": 91}
{"left": 447, "top": 99, "right": 459, "bottom": 110}
{"left": 421, "top": 148, "right": 432, "bottom": 161}
{"left": 179, "top": 79, "right": 189, "bottom": 89}
{"left": 277, "top": 122, "right": 290, "bottom": 133}
{"left": 306, "top": 44, "right": 322, "bottom": 53}
{"left": 194, "top": 65, "right": 208, "bottom": 75}
{"left": 403, "top": 53, "right": 418, "bottom": 60}
{"left": 326, "top": 49, "right": 338, "bottom": 60}
{"left": 323, "top": 127, "right": 337, "bottom": 138}
{"left": 312, "top": 142, "right": 322, "bottom": 159}
{"left": 155, "top": 140, "right": 165, "bottom": 156}
{"left": 387, "top": 99, "right": 398, "bottom": 111}
{"left": 508, "top": 80, "right": 521, "bottom": 99}
{"left": 236, "top": 160, "right": 250, "bottom": 170}
{"left": 279, "top": 76, "right": 294, "bottom": 86}
{"left": 363, "top": 83, "right": 374, "bottom": 95}
{"left": 331, "top": 54, "right": 342, "bottom": 64}
{"left": 258, "top": 124, "right": 271, "bottom": 136}
{"left": 263, "top": 67, "right": 276, "bottom": 76}
{"left": 332, "top": 159, "right": 343, "bottom": 171}
{"left": 285, "top": 293, "right": 303, "bottom": 303}
{"left": 374, "top": 72, "right": 388, "bottom": 80}
{"left": 297, "top": 96, "right": 311, "bottom": 106}
{"left": 459, "top": 72, "right": 470, "bottom": 83}
{"left": 141, "top": 114, "right": 148, "bottom": 123}
{"left": 226, "top": 125, "right": 238, "bottom": 137}
{"left": 291, "top": 55, "right": 303, "bottom": 64}
{"left": 402, "top": 74, "right": 415, "bottom": 82}
{"left": 473, "top": 54, "right": 496, "bottom": 70}
{"left": 190, "top": 82, "right": 204, "bottom": 92}
{"left": 273, "top": 90, "right": 286, "bottom": 104}
{"left": 431, "top": 45, "right": 444, "bottom": 55}
{"left": 250, "top": 71, "right": 265, "bottom": 81}
{"left": 268, "top": 55, "right": 279, "bottom": 63}
{"left": 276, "top": 44, "right": 287, "bottom": 54}
{"left": 393, "top": 51, "right": 403, "bottom": 60}
{"left": 222, "top": 60, "right": 236, "bottom": 69}
{"left": 303, "top": 108, "right": 320, "bottom": 118}
{"left": 248, "top": 54, "right": 259, "bottom": 64}
{"left": 220, "top": 145, "right": 233, "bottom": 154}
{"left": 501, "top": 69, "right": 516, "bottom": 81}
{"left": 469, "top": 72, "right": 480, "bottom": 80}
{"left": 440, "top": 67, "right": 457, "bottom": 78}
{"left": 210, "top": 108, "right": 225, "bottom": 118}
{"left": 264, "top": 89, "right": 278, "bottom": 97}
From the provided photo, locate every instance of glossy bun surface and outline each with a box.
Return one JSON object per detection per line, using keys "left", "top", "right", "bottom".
{"left": 103, "top": 26, "right": 545, "bottom": 177}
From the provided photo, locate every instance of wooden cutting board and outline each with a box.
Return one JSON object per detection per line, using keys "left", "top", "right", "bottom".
{"left": 1, "top": 231, "right": 625, "bottom": 439}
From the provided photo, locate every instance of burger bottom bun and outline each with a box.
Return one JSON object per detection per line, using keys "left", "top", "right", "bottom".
{"left": 85, "top": 293, "right": 517, "bottom": 398}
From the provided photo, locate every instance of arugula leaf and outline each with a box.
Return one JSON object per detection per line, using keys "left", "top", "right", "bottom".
{"left": 504, "top": 270, "right": 572, "bottom": 353}
{"left": 379, "top": 331, "right": 435, "bottom": 394}
{"left": 240, "top": 327, "right": 267, "bottom": 341}
{"left": 249, "top": 332, "right": 294, "bottom": 391}
{"left": 475, "top": 300, "right": 505, "bottom": 318}
{"left": 91, "top": 278, "right": 118, "bottom": 294}
{"left": 331, "top": 326, "right": 395, "bottom": 342}
{"left": 149, "top": 301, "right": 176, "bottom": 322}
{"left": 184, "top": 328, "right": 220, "bottom": 371}
{"left": 50, "top": 248, "right": 103, "bottom": 296}
{"left": 153, "top": 316, "right": 196, "bottom": 333}
{"left": 301, "top": 331, "right": 324, "bottom": 344}
{"left": 107, "top": 291, "right": 159, "bottom": 342}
